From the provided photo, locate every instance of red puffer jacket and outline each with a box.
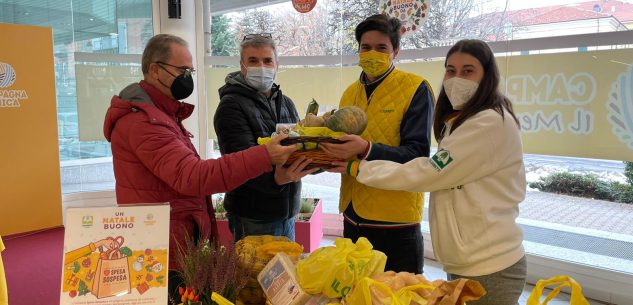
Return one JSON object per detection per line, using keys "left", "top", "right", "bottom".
{"left": 104, "top": 81, "right": 272, "bottom": 270}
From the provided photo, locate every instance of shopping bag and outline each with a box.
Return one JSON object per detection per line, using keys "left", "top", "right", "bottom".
{"left": 426, "top": 278, "right": 486, "bottom": 305}
{"left": 394, "top": 282, "right": 435, "bottom": 305}
{"left": 296, "top": 237, "right": 387, "bottom": 298}
{"left": 212, "top": 292, "right": 235, "bottom": 305}
{"left": 346, "top": 277, "right": 435, "bottom": 305}
{"left": 526, "top": 275, "right": 590, "bottom": 305}
{"left": 91, "top": 236, "right": 131, "bottom": 298}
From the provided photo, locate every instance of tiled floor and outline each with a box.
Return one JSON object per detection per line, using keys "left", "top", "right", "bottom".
{"left": 320, "top": 235, "right": 611, "bottom": 305}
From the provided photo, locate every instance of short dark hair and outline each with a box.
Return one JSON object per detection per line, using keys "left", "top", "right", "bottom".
{"left": 141, "top": 34, "right": 188, "bottom": 75}
{"left": 355, "top": 14, "right": 402, "bottom": 50}
{"left": 433, "top": 39, "right": 520, "bottom": 142}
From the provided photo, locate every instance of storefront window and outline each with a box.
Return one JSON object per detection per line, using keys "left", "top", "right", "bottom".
{"left": 2, "top": 0, "right": 632, "bottom": 282}
{"left": 0, "top": 0, "right": 153, "bottom": 193}
{"left": 205, "top": 0, "right": 633, "bottom": 278}
{"left": 206, "top": 0, "right": 632, "bottom": 208}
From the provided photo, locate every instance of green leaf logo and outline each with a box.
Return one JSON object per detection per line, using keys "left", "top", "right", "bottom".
{"left": 431, "top": 149, "right": 453, "bottom": 171}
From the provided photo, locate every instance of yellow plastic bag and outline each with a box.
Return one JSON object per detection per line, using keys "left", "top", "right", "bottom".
{"left": 296, "top": 237, "right": 387, "bottom": 298}
{"left": 346, "top": 277, "right": 435, "bottom": 305}
{"left": 257, "top": 126, "right": 345, "bottom": 148}
{"left": 212, "top": 292, "right": 235, "bottom": 305}
{"left": 297, "top": 127, "right": 345, "bottom": 138}
{"left": 526, "top": 275, "right": 590, "bottom": 305}
{"left": 426, "top": 278, "right": 486, "bottom": 305}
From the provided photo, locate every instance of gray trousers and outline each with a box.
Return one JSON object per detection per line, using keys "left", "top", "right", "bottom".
{"left": 448, "top": 256, "right": 527, "bottom": 305}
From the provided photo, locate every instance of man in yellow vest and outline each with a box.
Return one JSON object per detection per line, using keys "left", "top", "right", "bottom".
{"left": 321, "top": 14, "right": 435, "bottom": 274}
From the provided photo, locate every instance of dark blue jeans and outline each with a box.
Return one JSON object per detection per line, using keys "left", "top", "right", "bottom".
{"left": 227, "top": 212, "right": 296, "bottom": 243}
{"left": 344, "top": 220, "right": 424, "bottom": 274}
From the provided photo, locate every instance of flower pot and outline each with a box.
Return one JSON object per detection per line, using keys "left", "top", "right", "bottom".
{"left": 215, "top": 199, "right": 323, "bottom": 253}
{"left": 215, "top": 215, "right": 233, "bottom": 250}
{"left": 294, "top": 198, "right": 323, "bottom": 253}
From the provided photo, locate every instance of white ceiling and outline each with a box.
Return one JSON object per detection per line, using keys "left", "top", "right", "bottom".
{"left": 209, "top": 0, "right": 289, "bottom": 15}
{"left": 0, "top": 0, "right": 151, "bottom": 44}
{"left": 0, "top": 0, "right": 290, "bottom": 43}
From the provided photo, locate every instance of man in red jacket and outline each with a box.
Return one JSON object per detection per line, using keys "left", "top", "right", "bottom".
{"left": 103, "top": 34, "right": 295, "bottom": 302}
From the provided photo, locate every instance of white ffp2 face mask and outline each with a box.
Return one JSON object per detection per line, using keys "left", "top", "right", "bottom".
{"left": 443, "top": 77, "right": 479, "bottom": 110}
{"left": 245, "top": 66, "right": 276, "bottom": 92}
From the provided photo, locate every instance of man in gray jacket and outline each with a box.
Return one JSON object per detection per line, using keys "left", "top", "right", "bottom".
{"left": 213, "top": 33, "right": 318, "bottom": 242}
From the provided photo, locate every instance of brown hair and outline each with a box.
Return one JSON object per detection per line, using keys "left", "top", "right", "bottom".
{"left": 355, "top": 14, "right": 402, "bottom": 51}
{"left": 433, "top": 39, "right": 520, "bottom": 142}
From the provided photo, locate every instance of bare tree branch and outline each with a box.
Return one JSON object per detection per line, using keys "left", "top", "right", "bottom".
{"left": 218, "top": 0, "right": 521, "bottom": 57}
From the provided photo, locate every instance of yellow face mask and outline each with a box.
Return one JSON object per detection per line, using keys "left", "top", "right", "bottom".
{"left": 358, "top": 50, "right": 392, "bottom": 78}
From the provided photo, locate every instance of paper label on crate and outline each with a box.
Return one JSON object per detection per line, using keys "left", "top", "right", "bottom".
{"left": 259, "top": 255, "right": 309, "bottom": 305}
{"left": 261, "top": 260, "right": 300, "bottom": 304}
{"left": 59, "top": 205, "right": 170, "bottom": 305}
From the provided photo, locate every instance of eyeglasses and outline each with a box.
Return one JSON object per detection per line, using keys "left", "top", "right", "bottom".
{"left": 155, "top": 61, "right": 196, "bottom": 77}
{"left": 243, "top": 33, "right": 273, "bottom": 41}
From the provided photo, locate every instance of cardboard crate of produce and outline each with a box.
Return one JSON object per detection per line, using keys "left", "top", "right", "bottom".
{"left": 257, "top": 253, "right": 310, "bottom": 305}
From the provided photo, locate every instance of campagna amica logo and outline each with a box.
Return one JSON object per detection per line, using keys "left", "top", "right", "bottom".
{"left": 607, "top": 63, "right": 633, "bottom": 150}
{"left": 0, "top": 62, "right": 16, "bottom": 88}
{"left": 0, "top": 61, "right": 28, "bottom": 108}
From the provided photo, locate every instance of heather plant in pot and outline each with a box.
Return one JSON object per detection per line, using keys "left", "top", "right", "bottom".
{"left": 172, "top": 235, "right": 251, "bottom": 305}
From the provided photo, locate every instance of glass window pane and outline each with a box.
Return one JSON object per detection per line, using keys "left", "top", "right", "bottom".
{"left": 206, "top": 0, "right": 633, "bottom": 280}
{"left": 0, "top": 0, "right": 153, "bottom": 193}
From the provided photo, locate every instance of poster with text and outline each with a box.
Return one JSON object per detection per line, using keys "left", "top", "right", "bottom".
{"left": 380, "top": 0, "right": 431, "bottom": 36}
{"left": 0, "top": 23, "right": 62, "bottom": 236}
{"left": 292, "top": 0, "right": 318, "bottom": 13}
{"left": 60, "top": 205, "right": 170, "bottom": 305}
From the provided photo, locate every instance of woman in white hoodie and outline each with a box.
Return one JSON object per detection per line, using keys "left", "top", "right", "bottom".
{"left": 337, "top": 39, "right": 526, "bottom": 305}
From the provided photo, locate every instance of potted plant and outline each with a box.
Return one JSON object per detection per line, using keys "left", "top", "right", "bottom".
{"left": 213, "top": 193, "right": 322, "bottom": 253}
{"left": 213, "top": 194, "right": 226, "bottom": 220}
{"left": 173, "top": 237, "right": 250, "bottom": 305}
{"left": 294, "top": 198, "right": 323, "bottom": 253}
{"left": 213, "top": 194, "right": 233, "bottom": 249}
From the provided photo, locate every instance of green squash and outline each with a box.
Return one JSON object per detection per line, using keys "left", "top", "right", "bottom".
{"left": 324, "top": 106, "right": 368, "bottom": 135}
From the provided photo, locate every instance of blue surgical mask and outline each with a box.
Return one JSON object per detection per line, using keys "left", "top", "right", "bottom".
{"left": 244, "top": 66, "right": 276, "bottom": 92}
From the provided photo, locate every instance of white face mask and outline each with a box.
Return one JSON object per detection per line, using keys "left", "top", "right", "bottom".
{"left": 244, "top": 66, "right": 276, "bottom": 92}
{"left": 443, "top": 77, "right": 479, "bottom": 110}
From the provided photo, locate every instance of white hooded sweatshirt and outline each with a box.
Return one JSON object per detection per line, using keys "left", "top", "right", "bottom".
{"left": 356, "top": 108, "right": 526, "bottom": 276}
